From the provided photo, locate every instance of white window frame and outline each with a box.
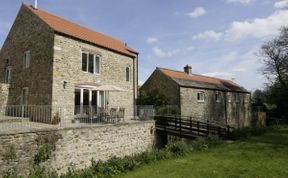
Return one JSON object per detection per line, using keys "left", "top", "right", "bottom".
{"left": 126, "top": 66, "right": 131, "bottom": 82}
{"left": 4, "top": 67, "right": 12, "bottom": 84}
{"left": 94, "top": 55, "right": 101, "bottom": 75}
{"left": 215, "top": 92, "right": 221, "bottom": 102}
{"left": 81, "top": 51, "right": 101, "bottom": 74}
{"left": 197, "top": 91, "right": 205, "bottom": 103}
{"left": 23, "top": 50, "right": 30, "bottom": 69}
{"left": 21, "top": 87, "right": 29, "bottom": 106}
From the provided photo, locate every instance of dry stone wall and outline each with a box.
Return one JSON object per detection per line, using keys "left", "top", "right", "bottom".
{"left": 0, "top": 121, "right": 155, "bottom": 176}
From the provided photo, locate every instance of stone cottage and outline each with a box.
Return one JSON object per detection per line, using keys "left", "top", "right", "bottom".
{"left": 140, "top": 65, "right": 251, "bottom": 128}
{"left": 0, "top": 3, "right": 138, "bottom": 121}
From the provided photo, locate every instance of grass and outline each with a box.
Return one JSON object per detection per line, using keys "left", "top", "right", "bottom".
{"left": 117, "top": 126, "right": 288, "bottom": 178}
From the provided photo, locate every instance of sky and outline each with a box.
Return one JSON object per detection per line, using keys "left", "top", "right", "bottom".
{"left": 1, "top": 0, "right": 288, "bottom": 91}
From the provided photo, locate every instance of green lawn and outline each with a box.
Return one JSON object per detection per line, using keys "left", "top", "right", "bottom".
{"left": 118, "top": 126, "right": 288, "bottom": 178}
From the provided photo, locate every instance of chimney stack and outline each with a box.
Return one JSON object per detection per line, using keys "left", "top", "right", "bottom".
{"left": 34, "top": 0, "right": 38, "bottom": 8}
{"left": 184, "top": 65, "right": 192, "bottom": 75}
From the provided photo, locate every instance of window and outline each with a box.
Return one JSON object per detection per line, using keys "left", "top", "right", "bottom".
{"left": 197, "top": 91, "right": 204, "bottom": 102}
{"left": 21, "top": 87, "right": 29, "bottom": 105}
{"left": 23, "top": 50, "right": 30, "bottom": 69}
{"left": 215, "top": 92, "right": 221, "bottom": 102}
{"left": 126, "top": 67, "right": 130, "bottom": 82}
{"left": 81, "top": 52, "right": 101, "bottom": 74}
{"left": 4, "top": 67, "right": 11, "bottom": 84}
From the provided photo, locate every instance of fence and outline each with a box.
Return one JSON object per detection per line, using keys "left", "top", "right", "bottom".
{"left": 0, "top": 105, "right": 155, "bottom": 134}
{"left": 154, "top": 115, "right": 232, "bottom": 139}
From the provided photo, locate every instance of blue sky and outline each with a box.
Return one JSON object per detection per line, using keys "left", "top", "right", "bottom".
{"left": 1, "top": 0, "right": 288, "bottom": 90}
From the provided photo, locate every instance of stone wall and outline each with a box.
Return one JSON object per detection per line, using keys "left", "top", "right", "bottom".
{"left": 140, "top": 69, "right": 180, "bottom": 106}
{"left": 0, "top": 5, "right": 54, "bottom": 106}
{"left": 0, "top": 84, "right": 9, "bottom": 106}
{"left": 0, "top": 121, "right": 155, "bottom": 176}
{"left": 52, "top": 34, "right": 138, "bottom": 120}
{"left": 180, "top": 87, "right": 251, "bottom": 128}
{"left": 180, "top": 87, "right": 226, "bottom": 123}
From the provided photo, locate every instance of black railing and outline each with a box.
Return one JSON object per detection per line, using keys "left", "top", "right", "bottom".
{"left": 154, "top": 115, "right": 233, "bottom": 139}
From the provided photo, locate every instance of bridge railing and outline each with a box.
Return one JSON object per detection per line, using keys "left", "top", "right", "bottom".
{"left": 154, "top": 115, "right": 233, "bottom": 139}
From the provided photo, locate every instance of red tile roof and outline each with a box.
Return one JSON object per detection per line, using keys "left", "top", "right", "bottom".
{"left": 158, "top": 67, "right": 248, "bottom": 92}
{"left": 23, "top": 4, "right": 137, "bottom": 57}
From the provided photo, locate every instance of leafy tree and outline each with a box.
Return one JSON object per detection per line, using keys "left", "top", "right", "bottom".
{"left": 259, "top": 27, "right": 288, "bottom": 118}
{"left": 137, "top": 90, "right": 168, "bottom": 107}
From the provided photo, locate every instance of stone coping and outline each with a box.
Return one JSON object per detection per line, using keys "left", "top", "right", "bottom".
{"left": 0, "top": 119, "right": 155, "bottom": 136}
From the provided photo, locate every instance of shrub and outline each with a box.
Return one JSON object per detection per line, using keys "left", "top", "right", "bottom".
{"left": 191, "top": 138, "right": 209, "bottom": 151}
{"left": 165, "top": 141, "right": 190, "bottom": 157}
{"left": 231, "top": 127, "right": 269, "bottom": 139}
{"left": 34, "top": 144, "right": 53, "bottom": 165}
{"left": 52, "top": 112, "right": 61, "bottom": 125}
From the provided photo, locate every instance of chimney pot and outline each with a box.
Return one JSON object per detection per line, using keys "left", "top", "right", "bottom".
{"left": 184, "top": 65, "right": 192, "bottom": 75}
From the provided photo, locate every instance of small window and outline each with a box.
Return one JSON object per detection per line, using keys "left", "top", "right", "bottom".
{"left": 88, "top": 54, "right": 94, "bottom": 73}
{"left": 81, "top": 52, "right": 101, "bottom": 74}
{"left": 94, "top": 55, "right": 100, "bottom": 74}
{"left": 215, "top": 92, "right": 221, "bottom": 102}
{"left": 4, "top": 67, "right": 12, "bottom": 84}
{"left": 126, "top": 67, "right": 130, "bottom": 82}
{"left": 23, "top": 50, "right": 30, "bottom": 69}
{"left": 197, "top": 91, "right": 204, "bottom": 102}
{"left": 82, "top": 53, "right": 88, "bottom": 72}
{"left": 21, "top": 87, "right": 29, "bottom": 106}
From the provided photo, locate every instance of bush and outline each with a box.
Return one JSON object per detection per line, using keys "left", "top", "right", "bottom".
{"left": 165, "top": 141, "right": 191, "bottom": 157}
{"left": 34, "top": 144, "right": 53, "bottom": 165}
{"left": 231, "top": 127, "right": 269, "bottom": 139}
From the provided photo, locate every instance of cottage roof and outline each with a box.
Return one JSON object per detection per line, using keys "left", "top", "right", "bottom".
{"left": 23, "top": 4, "right": 138, "bottom": 57}
{"left": 158, "top": 67, "right": 249, "bottom": 93}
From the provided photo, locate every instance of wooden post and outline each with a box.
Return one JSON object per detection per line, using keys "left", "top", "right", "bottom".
{"left": 207, "top": 120, "right": 210, "bottom": 137}
{"left": 227, "top": 125, "right": 230, "bottom": 139}
{"left": 197, "top": 121, "right": 200, "bottom": 136}
{"left": 190, "top": 117, "right": 192, "bottom": 134}
{"left": 179, "top": 116, "right": 182, "bottom": 137}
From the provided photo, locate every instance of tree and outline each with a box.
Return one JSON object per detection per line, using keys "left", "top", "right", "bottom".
{"left": 260, "top": 27, "right": 288, "bottom": 88}
{"left": 259, "top": 27, "right": 288, "bottom": 118}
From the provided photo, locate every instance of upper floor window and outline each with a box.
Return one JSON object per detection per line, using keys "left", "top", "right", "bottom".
{"left": 197, "top": 91, "right": 205, "bottom": 102}
{"left": 82, "top": 52, "right": 101, "bottom": 74}
{"left": 126, "top": 66, "right": 131, "bottom": 82}
{"left": 23, "top": 50, "right": 30, "bottom": 69}
{"left": 4, "top": 67, "right": 12, "bottom": 84}
{"left": 215, "top": 92, "right": 221, "bottom": 102}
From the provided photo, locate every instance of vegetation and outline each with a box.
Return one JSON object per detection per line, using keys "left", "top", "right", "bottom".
{"left": 118, "top": 126, "right": 288, "bottom": 178}
{"left": 254, "top": 27, "right": 288, "bottom": 120}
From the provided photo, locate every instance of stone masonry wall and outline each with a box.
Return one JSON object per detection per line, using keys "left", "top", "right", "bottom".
{"left": 180, "top": 87, "right": 251, "bottom": 128}
{"left": 52, "top": 34, "right": 137, "bottom": 120}
{"left": 0, "top": 121, "right": 155, "bottom": 176}
{"left": 0, "top": 5, "right": 54, "bottom": 106}
{"left": 180, "top": 87, "right": 226, "bottom": 123}
{"left": 0, "top": 84, "right": 9, "bottom": 106}
{"left": 140, "top": 69, "right": 180, "bottom": 106}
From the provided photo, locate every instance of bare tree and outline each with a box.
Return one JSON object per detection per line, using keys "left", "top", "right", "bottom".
{"left": 260, "top": 27, "right": 288, "bottom": 88}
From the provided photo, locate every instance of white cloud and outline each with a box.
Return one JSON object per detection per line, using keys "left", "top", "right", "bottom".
{"left": 152, "top": 46, "right": 193, "bottom": 58}
{"left": 274, "top": 0, "right": 288, "bottom": 9}
{"left": 188, "top": 7, "right": 207, "bottom": 18}
{"left": 146, "top": 37, "right": 158, "bottom": 44}
{"left": 152, "top": 46, "right": 180, "bottom": 58}
{"left": 225, "top": 10, "right": 288, "bottom": 41}
{"left": 193, "top": 30, "right": 223, "bottom": 41}
{"left": 226, "top": 0, "right": 254, "bottom": 5}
